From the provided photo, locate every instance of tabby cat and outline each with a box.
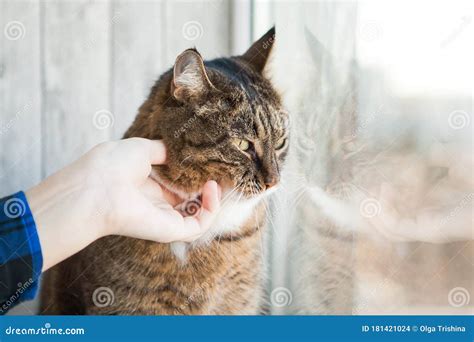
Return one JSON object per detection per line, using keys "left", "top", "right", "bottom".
{"left": 40, "top": 28, "right": 290, "bottom": 315}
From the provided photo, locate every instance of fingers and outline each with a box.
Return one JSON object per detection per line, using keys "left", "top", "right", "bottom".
{"left": 139, "top": 177, "right": 164, "bottom": 203}
{"left": 201, "top": 180, "right": 220, "bottom": 212}
{"left": 123, "top": 138, "right": 168, "bottom": 165}
{"left": 159, "top": 183, "right": 183, "bottom": 207}
{"left": 176, "top": 217, "right": 208, "bottom": 242}
{"left": 122, "top": 180, "right": 222, "bottom": 243}
{"left": 147, "top": 140, "right": 167, "bottom": 165}
{"left": 140, "top": 177, "right": 183, "bottom": 208}
{"left": 141, "top": 176, "right": 189, "bottom": 208}
{"left": 168, "top": 180, "right": 222, "bottom": 242}
{"left": 147, "top": 209, "right": 205, "bottom": 243}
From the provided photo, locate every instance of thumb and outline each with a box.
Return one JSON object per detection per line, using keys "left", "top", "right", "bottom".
{"left": 147, "top": 139, "right": 167, "bottom": 165}
{"left": 172, "top": 180, "right": 222, "bottom": 242}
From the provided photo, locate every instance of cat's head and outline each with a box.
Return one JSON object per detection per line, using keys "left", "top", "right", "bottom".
{"left": 145, "top": 28, "right": 289, "bottom": 209}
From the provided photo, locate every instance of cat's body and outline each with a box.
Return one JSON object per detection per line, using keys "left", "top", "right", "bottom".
{"left": 40, "top": 28, "right": 289, "bottom": 315}
{"left": 40, "top": 208, "right": 266, "bottom": 315}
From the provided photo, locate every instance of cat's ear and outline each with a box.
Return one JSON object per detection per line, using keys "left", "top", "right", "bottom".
{"left": 172, "top": 49, "right": 213, "bottom": 102}
{"left": 241, "top": 26, "right": 275, "bottom": 73}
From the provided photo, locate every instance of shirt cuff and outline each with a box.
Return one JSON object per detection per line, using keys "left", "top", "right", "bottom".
{"left": 0, "top": 191, "right": 43, "bottom": 314}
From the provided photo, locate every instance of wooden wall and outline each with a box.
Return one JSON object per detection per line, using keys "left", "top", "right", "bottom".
{"left": 0, "top": 0, "right": 235, "bottom": 315}
{"left": 1, "top": 0, "right": 232, "bottom": 197}
{"left": 2, "top": 0, "right": 469, "bottom": 317}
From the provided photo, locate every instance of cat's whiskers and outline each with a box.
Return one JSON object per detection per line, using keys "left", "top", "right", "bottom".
{"left": 220, "top": 186, "right": 239, "bottom": 206}
{"left": 258, "top": 186, "right": 289, "bottom": 256}
{"left": 224, "top": 188, "right": 247, "bottom": 259}
{"left": 193, "top": 185, "right": 240, "bottom": 249}
{"left": 248, "top": 187, "right": 268, "bottom": 270}
{"left": 213, "top": 186, "right": 245, "bottom": 251}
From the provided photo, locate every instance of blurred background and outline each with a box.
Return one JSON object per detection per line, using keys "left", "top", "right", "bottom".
{"left": 1, "top": 0, "right": 472, "bottom": 315}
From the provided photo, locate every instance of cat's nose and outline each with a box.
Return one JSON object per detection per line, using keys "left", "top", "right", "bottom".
{"left": 262, "top": 153, "right": 279, "bottom": 190}
{"left": 264, "top": 175, "right": 279, "bottom": 189}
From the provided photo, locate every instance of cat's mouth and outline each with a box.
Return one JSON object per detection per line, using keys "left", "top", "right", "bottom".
{"left": 150, "top": 168, "right": 275, "bottom": 218}
{"left": 150, "top": 169, "right": 204, "bottom": 217}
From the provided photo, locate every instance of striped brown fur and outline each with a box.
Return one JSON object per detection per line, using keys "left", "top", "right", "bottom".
{"left": 40, "top": 28, "right": 289, "bottom": 315}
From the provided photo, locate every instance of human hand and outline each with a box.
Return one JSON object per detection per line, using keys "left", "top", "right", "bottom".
{"left": 26, "top": 138, "right": 221, "bottom": 271}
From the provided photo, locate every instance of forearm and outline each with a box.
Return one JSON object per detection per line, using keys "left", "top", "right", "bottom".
{"left": 26, "top": 163, "right": 106, "bottom": 272}
{"left": 0, "top": 139, "right": 219, "bottom": 312}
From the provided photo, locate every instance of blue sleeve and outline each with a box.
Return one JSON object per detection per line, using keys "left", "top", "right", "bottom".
{"left": 0, "top": 191, "right": 43, "bottom": 314}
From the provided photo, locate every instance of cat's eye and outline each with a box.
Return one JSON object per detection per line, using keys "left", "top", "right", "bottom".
{"left": 275, "top": 138, "right": 287, "bottom": 150}
{"left": 234, "top": 138, "right": 251, "bottom": 151}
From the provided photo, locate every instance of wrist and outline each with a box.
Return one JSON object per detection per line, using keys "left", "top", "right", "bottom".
{"left": 26, "top": 164, "right": 107, "bottom": 271}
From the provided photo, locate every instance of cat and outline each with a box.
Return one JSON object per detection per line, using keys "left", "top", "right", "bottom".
{"left": 39, "top": 27, "right": 290, "bottom": 315}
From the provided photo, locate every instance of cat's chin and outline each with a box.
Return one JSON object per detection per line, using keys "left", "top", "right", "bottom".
{"left": 150, "top": 169, "right": 276, "bottom": 262}
{"left": 149, "top": 169, "right": 200, "bottom": 203}
{"left": 149, "top": 169, "right": 206, "bottom": 218}
{"left": 149, "top": 168, "right": 271, "bottom": 217}
{"left": 170, "top": 188, "right": 275, "bottom": 263}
